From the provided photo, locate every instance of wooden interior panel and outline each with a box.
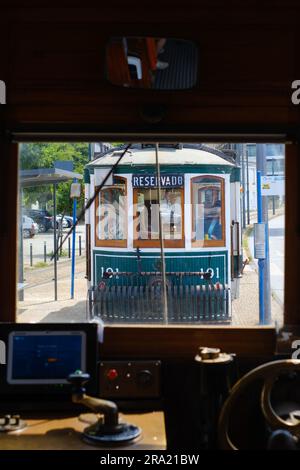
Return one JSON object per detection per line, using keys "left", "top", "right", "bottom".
{"left": 0, "top": 139, "right": 18, "bottom": 322}
{"left": 0, "top": 2, "right": 298, "bottom": 131}
{"left": 284, "top": 143, "right": 300, "bottom": 326}
{"left": 99, "top": 326, "right": 277, "bottom": 358}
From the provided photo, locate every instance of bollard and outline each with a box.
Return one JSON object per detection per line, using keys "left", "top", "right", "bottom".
{"left": 79, "top": 235, "right": 82, "bottom": 256}
{"left": 68, "top": 237, "right": 71, "bottom": 258}
{"left": 44, "top": 241, "right": 47, "bottom": 263}
{"left": 30, "top": 243, "right": 33, "bottom": 267}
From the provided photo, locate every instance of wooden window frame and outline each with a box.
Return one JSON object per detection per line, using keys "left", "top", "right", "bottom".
{"left": 5, "top": 139, "right": 298, "bottom": 359}
{"left": 133, "top": 187, "right": 185, "bottom": 248}
{"left": 94, "top": 176, "right": 127, "bottom": 248}
{"left": 85, "top": 223, "right": 91, "bottom": 281}
{"left": 191, "top": 175, "right": 226, "bottom": 248}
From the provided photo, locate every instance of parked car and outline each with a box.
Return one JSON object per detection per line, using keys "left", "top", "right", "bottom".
{"left": 23, "top": 209, "right": 52, "bottom": 232}
{"left": 61, "top": 215, "right": 75, "bottom": 228}
{"left": 22, "top": 215, "right": 39, "bottom": 238}
{"left": 52, "top": 215, "right": 69, "bottom": 229}
{"left": 53, "top": 214, "right": 77, "bottom": 228}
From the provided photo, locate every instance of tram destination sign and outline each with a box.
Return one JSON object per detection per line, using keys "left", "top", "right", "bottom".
{"left": 132, "top": 174, "right": 184, "bottom": 189}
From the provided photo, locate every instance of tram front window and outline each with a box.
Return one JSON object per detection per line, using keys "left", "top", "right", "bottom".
{"left": 16, "top": 142, "right": 285, "bottom": 329}
{"left": 191, "top": 176, "right": 225, "bottom": 247}
{"left": 134, "top": 187, "right": 184, "bottom": 247}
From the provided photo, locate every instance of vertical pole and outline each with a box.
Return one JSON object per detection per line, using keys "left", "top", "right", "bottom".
{"left": 71, "top": 179, "right": 77, "bottom": 299}
{"left": 79, "top": 235, "right": 82, "bottom": 256}
{"left": 257, "top": 171, "right": 265, "bottom": 324}
{"left": 272, "top": 159, "right": 276, "bottom": 215}
{"left": 56, "top": 220, "right": 60, "bottom": 261}
{"left": 241, "top": 144, "right": 246, "bottom": 229}
{"left": 59, "top": 229, "right": 63, "bottom": 256}
{"left": 53, "top": 183, "right": 58, "bottom": 301}
{"left": 68, "top": 237, "right": 71, "bottom": 258}
{"left": 246, "top": 148, "right": 250, "bottom": 225}
{"left": 30, "top": 243, "right": 33, "bottom": 267}
{"left": 256, "top": 144, "right": 271, "bottom": 324}
{"left": 155, "top": 143, "right": 168, "bottom": 324}
{"left": 44, "top": 241, "right": 47, "bottom": 263}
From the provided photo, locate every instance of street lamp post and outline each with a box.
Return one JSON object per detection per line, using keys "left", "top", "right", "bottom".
{"left": 256, "top": 144, "right": 271, "bottom": 324}
{"left": 70, "top": 179, "right": 81, "bottom": 299}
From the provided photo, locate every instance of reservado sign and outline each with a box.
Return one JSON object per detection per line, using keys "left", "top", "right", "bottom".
{"left": 132, "top": 174, "right": 184, "bottom": 188}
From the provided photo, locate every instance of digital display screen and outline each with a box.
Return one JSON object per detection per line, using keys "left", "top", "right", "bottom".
{"left": 7, "top": 331, "right": 86, "bottom": 384}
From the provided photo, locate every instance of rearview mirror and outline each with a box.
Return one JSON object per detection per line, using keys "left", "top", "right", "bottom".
{"left": 106, "top": 37, "right": 198, "bottom": 90}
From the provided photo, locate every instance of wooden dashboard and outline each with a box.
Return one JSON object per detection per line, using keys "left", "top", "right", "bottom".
{"left": 0, "top": 412, "right": 166, "bottom": 450}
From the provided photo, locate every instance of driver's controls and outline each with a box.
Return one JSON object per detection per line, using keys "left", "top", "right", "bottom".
{"left": 107, "top": 367, "right": 153, "bottom": 386}
{"left": 99, "top": 361, "right": 161, "bottom": 399}
{"left": 68, "top": 370, "right": 141, "bottom": 446}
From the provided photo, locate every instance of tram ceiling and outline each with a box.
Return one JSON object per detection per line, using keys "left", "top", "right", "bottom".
{"left": 1, "top": 2, "right": 300, "bottom": 130}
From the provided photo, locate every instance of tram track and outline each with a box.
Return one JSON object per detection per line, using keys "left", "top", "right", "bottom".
{"left": 23, "top": 258, "right": 86, "bottom": 290}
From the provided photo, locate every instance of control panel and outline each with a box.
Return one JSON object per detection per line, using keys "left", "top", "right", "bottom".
{"left": 99, "top": 360, "right": 161, "bottom": 399}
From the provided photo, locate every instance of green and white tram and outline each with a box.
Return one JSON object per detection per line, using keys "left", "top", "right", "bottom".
{"left": 85, "top": 144, "right": 242, "bottom": 323}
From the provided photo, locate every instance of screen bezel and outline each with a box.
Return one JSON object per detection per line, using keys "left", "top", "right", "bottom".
{"left": 7, "top": 330, "right": 86, "bottom": 385}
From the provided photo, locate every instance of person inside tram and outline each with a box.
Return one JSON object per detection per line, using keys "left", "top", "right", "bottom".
{"left": 161, "top": 189, "right": 182, "bottom": 238}
{"left": 207, "top": 199, "right": 222, "bottom": 240}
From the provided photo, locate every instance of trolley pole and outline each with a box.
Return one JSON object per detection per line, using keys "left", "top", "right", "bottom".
{"left": 256, "top": 145, "right": 271, "bottom": 324}
{"left": 155, "top": 143, "right": 168, "bottom": 324}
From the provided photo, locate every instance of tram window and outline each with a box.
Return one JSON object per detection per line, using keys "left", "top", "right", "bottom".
{"left": 16, "top": 142, "right": 285, "bottom": 329}
{"left": 133, "top": 187, "right": 184, "bottom": 247}
{"left": 95, "top": 176, "right": 127, "bottom": 247}
{"left": 191, "top": 176, "right": 225, "bottom": 247}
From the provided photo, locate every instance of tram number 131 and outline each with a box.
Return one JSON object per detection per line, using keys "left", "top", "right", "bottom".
{"left": 100, "top": 267, "right": 220, "bottom": 279}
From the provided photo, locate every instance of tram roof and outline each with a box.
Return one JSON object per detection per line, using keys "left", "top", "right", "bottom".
{"left": 88, "top": 146, "right": 235, "bottom": 168}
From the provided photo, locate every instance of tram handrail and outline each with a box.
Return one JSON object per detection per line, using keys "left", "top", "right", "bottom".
{"left": 103, "top": 271, "right": 213, "bottom": 278}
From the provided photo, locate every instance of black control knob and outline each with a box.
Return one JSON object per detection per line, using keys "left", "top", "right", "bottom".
{"left": 137, "top": 369, "right": 153, "bottom": 387}
{"left": 67, "top": 370, "right": 90, "bottom": 394}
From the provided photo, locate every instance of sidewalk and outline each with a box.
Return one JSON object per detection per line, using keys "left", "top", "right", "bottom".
{"left": 231, "top": 261, "right": 283, "bottom": 327}
{"left": 18, "top": 257, "right": 88, "bottom": 323}
{"left": 248, "top": 206, "right": 284, "bottom": 225}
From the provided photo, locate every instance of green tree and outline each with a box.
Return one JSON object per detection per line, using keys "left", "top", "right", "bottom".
{"left": 21, "top": 143, "right": 89, "bottom": 214}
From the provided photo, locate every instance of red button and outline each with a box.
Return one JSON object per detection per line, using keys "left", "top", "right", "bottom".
{"left": 107, "top": 369, "right": 118, "bottom": 381}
